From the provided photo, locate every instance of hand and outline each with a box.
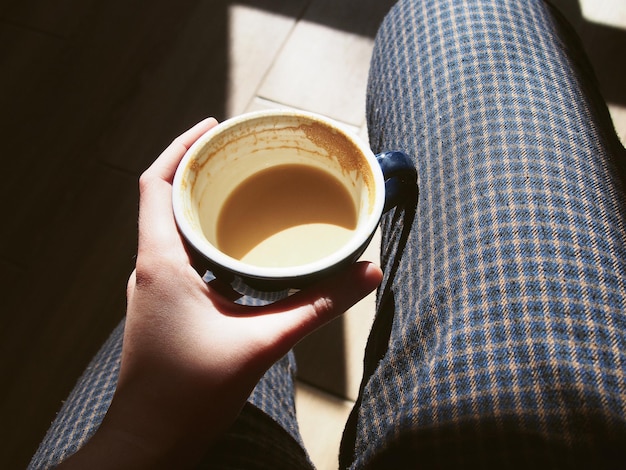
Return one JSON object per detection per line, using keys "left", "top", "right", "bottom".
{"left": 59, "top": 118, "right": 382, "bottom": 469}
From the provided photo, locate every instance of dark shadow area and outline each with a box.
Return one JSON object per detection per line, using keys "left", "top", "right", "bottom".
{"left": 366, "top": 415, "right": 626, "bottom": 469}
{"left": 548, "top": 0, "right": 626, "bottom": 107}
{"left": 0, "top": 0, "right": 230, "bottom": 466}
{"left": 0, "top": 0, "right": 394, "bottom": 467}
{"left": 237, "top": 0, "right": 394, "bottom": 38}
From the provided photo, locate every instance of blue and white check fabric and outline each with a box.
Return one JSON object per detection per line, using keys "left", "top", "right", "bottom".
{"left": 340, "top": 0, "right": 626, "bottom": 467}
{"left": 31, "top": 0, "right": 626, "bottom": 468}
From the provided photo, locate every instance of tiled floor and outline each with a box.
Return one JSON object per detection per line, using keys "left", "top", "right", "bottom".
{"left": 1, "top": 0, "right": 625, "bottom": 468}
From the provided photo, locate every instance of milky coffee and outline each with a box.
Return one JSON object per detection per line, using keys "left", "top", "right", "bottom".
{"left": 215, "top": 163, "right": 357, "bottom": 268}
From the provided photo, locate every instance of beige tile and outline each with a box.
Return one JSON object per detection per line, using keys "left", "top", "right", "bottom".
{"left": 257, "top": 20, "right": 373, "bottom": 126}
{"left": 245, "top": 96, "right": 301, "bottom": 114}
{"left": 254, "top": 0, "right": 396, "bottom": 125}
{"left": 226, "top": 3, "right": 306, "bottom": 117}
{"left": 580, "top": 0, "right": 626, "bottom": 28}
{"left": 296, "top": 380, "right": 354, "bottom": 470}
{"left": 608, "top": 104, "right": 626, "bottom": 146}
{"left": 359, "top": 123, "right": 370, "bottom": 147}
{"left": 245, "top": 96, "right": 362, "bottom": 135}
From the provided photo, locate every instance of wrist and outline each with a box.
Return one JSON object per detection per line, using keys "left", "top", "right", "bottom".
{"left": 58, "top": 419, "right": 210, "bottom": 470}
{"left": 58, "top": 389, "right": 213, "bottom": 469}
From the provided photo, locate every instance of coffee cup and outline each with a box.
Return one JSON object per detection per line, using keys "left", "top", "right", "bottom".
{"left": 172, "top": 110, "right": 415, "bottom": 296}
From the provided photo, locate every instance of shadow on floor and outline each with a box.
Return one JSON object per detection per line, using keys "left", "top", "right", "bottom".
{"left": 0, "top": 0, "right": 393, "bottom": 466}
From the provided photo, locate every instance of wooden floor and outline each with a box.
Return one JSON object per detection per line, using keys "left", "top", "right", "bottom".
{"left": 1, "top": 0, "right": 625, "bottom": 468}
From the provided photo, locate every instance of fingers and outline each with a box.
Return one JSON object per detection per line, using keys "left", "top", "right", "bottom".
{"left": 137, "top": 118, "right": 218, "bottom": 263}
{"left": 261, "top": 261, "right": 383, "bottom": 357}
{"left": 294, "top": 261, "right": 382, "bottom": 325}
{"left": 146, "top": 117, "right": 219, "bottom": 183}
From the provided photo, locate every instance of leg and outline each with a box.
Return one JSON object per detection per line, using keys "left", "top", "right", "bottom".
{"left": 29, "top": 319, "right": 312, "bottom": 469}
{"left": 29, "top": 321, "right": 124, "bottom": 469}
{"left": 341, "top": 0, "right": 626, "bottom": 467}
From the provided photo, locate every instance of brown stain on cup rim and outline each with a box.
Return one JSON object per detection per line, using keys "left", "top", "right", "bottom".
{"left": 186, "top": 115, "right": 376, "bottom": 211}
{"left": 298, "top": 121, "right": 375, "bottom": 210}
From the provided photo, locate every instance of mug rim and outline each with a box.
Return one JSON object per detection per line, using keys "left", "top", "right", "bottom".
{"left": 172, "top": 109, "right": 385, "bottom": 281}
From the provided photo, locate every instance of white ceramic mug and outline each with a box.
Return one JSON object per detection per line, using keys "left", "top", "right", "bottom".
{"left": 172, "top": 110, "right": 415, "bottom": 294}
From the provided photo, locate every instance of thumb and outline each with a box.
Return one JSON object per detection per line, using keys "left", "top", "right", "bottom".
{"left": 262, "top": 261, "right": 383, "bottom": 360}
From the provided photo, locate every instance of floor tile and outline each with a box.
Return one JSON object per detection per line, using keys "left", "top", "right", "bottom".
{"left": 296, "top": 380, "right": 353, "bottom": 470}
{"left": 247, "top": 0, "right": 396, "bottom": 125}
{"left": 245, "top": 96, "right": 362, "bottom": 134}
{"left": 608, "top": 104, "right": 626, "bottom": 145}
{"left": 225, "top": 2, "right": 306, "bottom": 117}
{"left": 257, "top": 19, "right": 373, "bottom": 127}
{"left": 0, "top": 0, "right": 89, "bottom": 37}
{"left": 579, "top": 0, "right": 626, "bottom": 29}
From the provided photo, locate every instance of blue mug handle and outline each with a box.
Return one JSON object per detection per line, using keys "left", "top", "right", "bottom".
{"left": 376, "top": 151, "right": 417, "bottom": 211}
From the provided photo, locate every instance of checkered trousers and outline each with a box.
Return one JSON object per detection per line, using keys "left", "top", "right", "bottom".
{"left": 340, "top": 0, "right": 626, "bottom": 468}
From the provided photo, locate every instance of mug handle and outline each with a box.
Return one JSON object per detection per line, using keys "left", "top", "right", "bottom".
{"left": 376, "top": 151, "right": 418, "bottom": 211}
